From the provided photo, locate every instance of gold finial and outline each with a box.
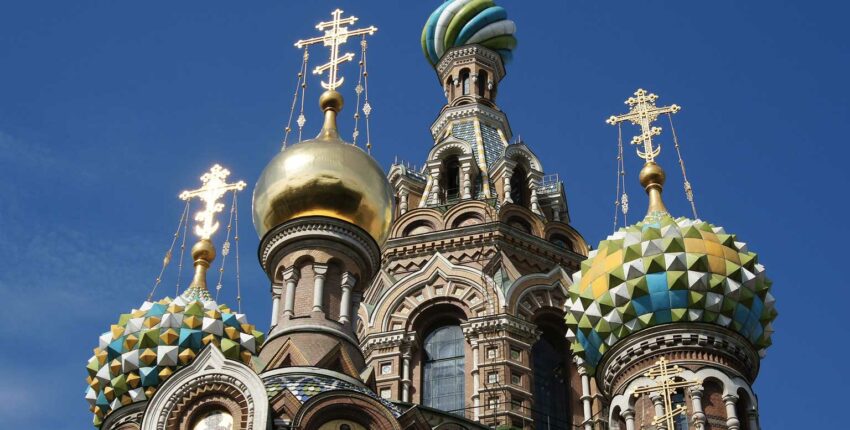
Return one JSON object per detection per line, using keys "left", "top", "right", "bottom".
{"left": 295, "top": 9, "right": 377, "bottom": 91}
{"left": 179, "top": 164, "right": 246, "bottom": 296}
{"left": 633, "top": 357, "right": 700, "bottom": 430}
{"left": 607, "top": 89, "right": 681, "bottom": 216}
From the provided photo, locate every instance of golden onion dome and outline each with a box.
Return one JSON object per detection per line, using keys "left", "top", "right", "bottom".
{"left": 252, "top": 90, "right": 394, "bottom": 245}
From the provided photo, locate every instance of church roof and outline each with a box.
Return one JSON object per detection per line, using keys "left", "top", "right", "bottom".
{"left": 264, "top": 373, "right": 403, "bottom": 417}
{"left": 422, "top": 0, "right": 517, "bottom": 66}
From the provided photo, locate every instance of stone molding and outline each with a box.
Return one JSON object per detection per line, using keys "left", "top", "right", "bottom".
{"left": 597, "top": 323, "right": 760, "bottom": 397}
{"left": 102, "top": 402, "right": 145, "bottom": 430}
{"left": 436, "top": 45, "right": 506, "bottom": 82}
{"left": 461, "top": 315, "right": 540, "bottom": 342}
{"left": 360, "top": 331, "right": 416, "bottom": 356}
{"left": 430, "top": 103, "right": 511, "bottom": 141}
{"left": 142, "top": 346, "right": 269, "bottom": 430}
{"left": 259, "top": 216, "right": 380, "bottom": 280}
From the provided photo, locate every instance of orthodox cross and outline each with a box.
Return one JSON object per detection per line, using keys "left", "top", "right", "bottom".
{"left": 179, "top": 164, "right": 246, "bottom": 240}
{"left": 633, "top": 357, "right": 700, "bottom": 429}
{"left": 606, "top": 88, "right": 681, "bottom": 163}
{"left": 295, "top": 9, "right": 377, "bottom": 90}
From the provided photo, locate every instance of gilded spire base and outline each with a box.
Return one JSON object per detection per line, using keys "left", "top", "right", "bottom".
{"left": 184, "top": 239, "right": 215, "bottom": 301}
{"left": 317, "top": 90, "right": 344, "bottom": 141}
{"left": 639, "top": 162, "right": 669, "bottom": 217}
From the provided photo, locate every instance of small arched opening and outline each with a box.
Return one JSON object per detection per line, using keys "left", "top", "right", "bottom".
{"left": 460, "top": 69, "right": 471, "bottom": 96}
{"left": 509, "top": 166, "right": 530, "bottom": 208}
{"left": 441, "top": 155, "right": 461, "bottom": 203}
{"left": 477, "top": 70, "right": 488, "bottom": 97}
{"left": 550, "top": 234, "right": 574, "bottom": 252}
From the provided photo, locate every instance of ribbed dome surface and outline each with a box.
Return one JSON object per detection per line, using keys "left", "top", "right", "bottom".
{"left": 421, "top": 0, "right": 517, "bottom": 66}
{"left": 565, "top": 213, "right": 776, "bottom": 370}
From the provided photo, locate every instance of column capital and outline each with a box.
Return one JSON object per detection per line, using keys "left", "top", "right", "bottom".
{"left": 341, "top": 271, "right": 357, "bottom": 289}
{"left": 282, "top": 267, "right": 301, "bottom": 282}
{"left": 723, "top": 394, "right": 739, "bottom": 404}
{"left": 313, "top": 263, "right": 329, "bottom": 277}
{"left": 620, "top": 408, "right": 635, "bottom": 420}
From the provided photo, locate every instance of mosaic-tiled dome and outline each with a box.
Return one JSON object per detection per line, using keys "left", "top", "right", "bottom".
{"left": 564, "top": 212, "right": 777, "bottom": 370}
{"left": 264, "top": 373, "right": 402, "bottom": 417}
{"left": 422, "top": 0, "right": 517, "bottom": 66}
{"left": 84, "top": 293, "right": 264, "bottom": 427}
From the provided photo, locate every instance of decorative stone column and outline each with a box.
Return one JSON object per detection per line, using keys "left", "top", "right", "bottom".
{"left": 621, "top": 409, "right": 636, "bottom": 430}
{"left": 689, "top": 385, "right": 706, "bottom": 430}
{"left": 578, "top": 364, "right": 593, "bottom": 430}
{"left": 282, "top": 267, "right": 300, "bottom": 319}
{"left": 471, "top": 339, "right": 481, "bottom": 420}
{"left": 723, "top": 394, "right": 740, "bottom": 430}
{"left": 747, "top": 408, "right": 760, "bottom": 430}
{"left": 502, "top": 169, "right": 514, "bottom": 204}
{"left": 399, "top": 189, "right": 409, "bottom": 215}
{"left": 312, "top": 263, "right": 328, "bottom": 313}
{"left": 528, "top": 177, "right": 541, "bottom": 215}
{"left": 650, "top": 392, "right": 667, "bottom": 430}
{"left": 401, "top": 344, "right": 412, "bottom": 402}
{"left": 427, "top": 164, "right": 442, "bottom": 206}
{"left": 462, "top": 167, "right": 472, "bottom": 199}
{"left": 270, "top": 283, "right": 282, "bottom": 327}
{"left": 339, "top": 272, "right": 356, "bottom": 325}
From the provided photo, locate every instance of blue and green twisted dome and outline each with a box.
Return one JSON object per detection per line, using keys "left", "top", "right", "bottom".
{"left": 84, "top": 290, "right": 263, "bottom": 427}
{"left": 564, "top": 212, "right": 777, "bottom": 371}
{"left": 421, "top": 0, "right": 517, "bottom": 66}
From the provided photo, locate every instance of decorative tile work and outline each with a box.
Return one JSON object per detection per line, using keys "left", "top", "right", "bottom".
{"left": 564, "top": 213, "right": 777, "bottom": 371}
{"left": 85, "top": 296, "right": 264, "bottom": 427}
{"left": 264, "top": 374, "right": 402, "bottom": 417}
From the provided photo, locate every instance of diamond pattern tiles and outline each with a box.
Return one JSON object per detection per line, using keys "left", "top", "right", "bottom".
{"left": 264, "top": 374, "right": 403, "bottom": 417}
{"left": 564, "top": 213, "right": 777, "bottom": 371}
{"left": 84, "top": 296, "right": 264, "bottom": 427}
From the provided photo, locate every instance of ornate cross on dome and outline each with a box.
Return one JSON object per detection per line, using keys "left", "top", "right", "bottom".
{"left": 179, "top": 164, "right": 246, "bottom": 240}
{"left": 607, "top": 89, "right": 681, "bottom": 163}
{"left": 295, "top": 8, "right": 377, "bottom": 90}
{"left": 633, "top": 357, "right": 700, "bottom": 429}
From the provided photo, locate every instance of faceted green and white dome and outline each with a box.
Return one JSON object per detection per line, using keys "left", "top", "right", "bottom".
{"left": 84, "top": 291, "right": 263, "bottom": 427}
{"left": 565, "top": 212, "right": 777, "bottom": 371}
{"left": 421, "top": 0, "right": 517, "bottom": 66}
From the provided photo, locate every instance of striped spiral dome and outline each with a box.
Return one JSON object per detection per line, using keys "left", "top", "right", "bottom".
{"left": 421, "top": 0, "right": 517, "bottom": 66}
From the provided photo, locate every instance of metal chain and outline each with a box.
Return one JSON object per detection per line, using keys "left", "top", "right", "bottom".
{"left": 361, "top": 38, "right": 374, "bottom": 154}
{"left": 233, "top": 192, "right": 243, "bottom": 313}
{"left": 214, "top": 191, "right": 238, "bottom": 301}
{"left": 613, "top": 123, "right": 628, "bottom": 229}
{"left": 352, "top": 36, "right": 366, "bottom": 146}
{"left": 148, "top": 200, "right": 190, "bottom": 301}
{"left": 174, "top": 199, "right": 192, "bottom": 297}
{"left": 667, "top": 113, "right": 698, "bottom": 218}
{"left": 297, "top": 48, "right": 310, "bottom": 143}
{"left": 282, "top": 48, "right": 309, "bottom": 150}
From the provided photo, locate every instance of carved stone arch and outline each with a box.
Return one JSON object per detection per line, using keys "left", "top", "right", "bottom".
{"left": 731, "top": 376, "right": 757, "bottom": 408}
{"left": 102, "top": 402, "right": 145, "bottom": 430}
{"left": 368, "top": 253, "right": 501, "bottom": 331}
{"left": 504, "top": 143, "right": 543, "bottom": 173}
{"left": 293, "top": 390, "right": 402, "bottom": 430}
{"left": 390, "top": 208, "right": 445, "bottom": 239}
{"left": 544, "top": 223, "right": 589, "bottom": 256}
{"left": 694, "top": 367, "right": 738, "bottom": 397}
{"left": 504, "top": 266, "right": 571, "bottom": 317}
{"left": 500, "top": 204, "right": 546, "bottom": 237}
{"left": 142, "top": 346, "right": 269, "bottom": 430}
{"left": 428, "top": 137, "right": 473, "bottom": 162}
{"left": 443, "top": 199, "right": 496, "bottom": 229}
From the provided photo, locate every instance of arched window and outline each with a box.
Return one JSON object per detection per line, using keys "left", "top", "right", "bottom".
{"left": 550, "top": 234, "right": 574, "bottom": 251}
{"left": 422, "top": 325, "right": 465, "bottom": 414}
{"left": 191, "top": 409, "right": 234, "bottom": 430}
{"left": 477, "top": 70, "right": 488, "bottom": 96}
{"left": 442, "top": 155, "right": 461, "bottom": 203}
{"left": 531, "top": 323, "right": 570, "bottom": 429}
{"left": 460, "top": 69, "right": 471, "bottom": 96}
{"left": 671, "top": 389, "right": 689, "bottom": 430}
{"left": 509, "top": 166, "right": 529, "bottom": 207}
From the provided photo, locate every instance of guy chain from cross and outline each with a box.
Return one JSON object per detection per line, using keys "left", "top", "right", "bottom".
{"left": 295, "top": 9, "right": 377, "bottom": 91}
{"left": 179, "top": 164, "right": 246, "bottom": 240}
{"left": 633, "top": 357, "right": 700, "bottom": 429}
{"left": 607, "top": 88, "right": 681, "bottom": 163}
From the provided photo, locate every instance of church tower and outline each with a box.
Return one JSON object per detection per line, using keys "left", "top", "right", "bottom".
{"left": 565, "top": 89, "right": 777, "bottom": 430}
{"left": 359, "top": 2, "right": 590, "bottom": 429}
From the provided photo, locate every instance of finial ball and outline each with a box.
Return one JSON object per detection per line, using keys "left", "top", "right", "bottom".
{"left": 639, "top": 162, "right": 666, "bottom": 189}
{"left": 319, "top": 90, "right": 344, "bottom": 113}
{"left": 191, "top": 239, "right": 216, "bottom": 263}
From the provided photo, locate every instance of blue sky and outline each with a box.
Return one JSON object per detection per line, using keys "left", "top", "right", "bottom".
{"left": 1, "top": 1, "right": 847, "bottom": 428}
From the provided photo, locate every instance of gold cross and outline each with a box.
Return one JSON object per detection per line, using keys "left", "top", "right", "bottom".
{"left": 607, "top": 89, "right": 681, "bottom": 163}
{"left": 633, "top": 357, "right": 699, "bottom": 429}
{"left": 295, "top": 9, "right": 377, "bottom": 91}
{"left": 179, "top": 164, "right": 246, "bottom": 240}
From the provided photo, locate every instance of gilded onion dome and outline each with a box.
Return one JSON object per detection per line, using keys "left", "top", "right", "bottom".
{"left": 252, "top": 91, "right": 394, "bottom": 245}
{"left": 84, "top": 241, "right": 264, "bottom": 427}
{"left": 421, "top": 0, "right": 517, "bottom": 66}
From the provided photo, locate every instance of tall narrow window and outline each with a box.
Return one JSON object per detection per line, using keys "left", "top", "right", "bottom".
{"left": 422, "top": 325, "right": 465, "bottom": 414}
{"left": 532, "top": 328, "right": 570, "bottom": 429}
{"left": 460, "top": 69, "right": 471, "bottom": 95}
{"left": 442, "top": 155, "right": 461, "bottom": 202}
{"left": 672, "top": 390, "right": 689, "bottom": 430}
{"left": 478, "top": 70, "right": 488, "bottom": 96}
{"left": 509, "top": 166, "right": 529, "bottom": 207}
